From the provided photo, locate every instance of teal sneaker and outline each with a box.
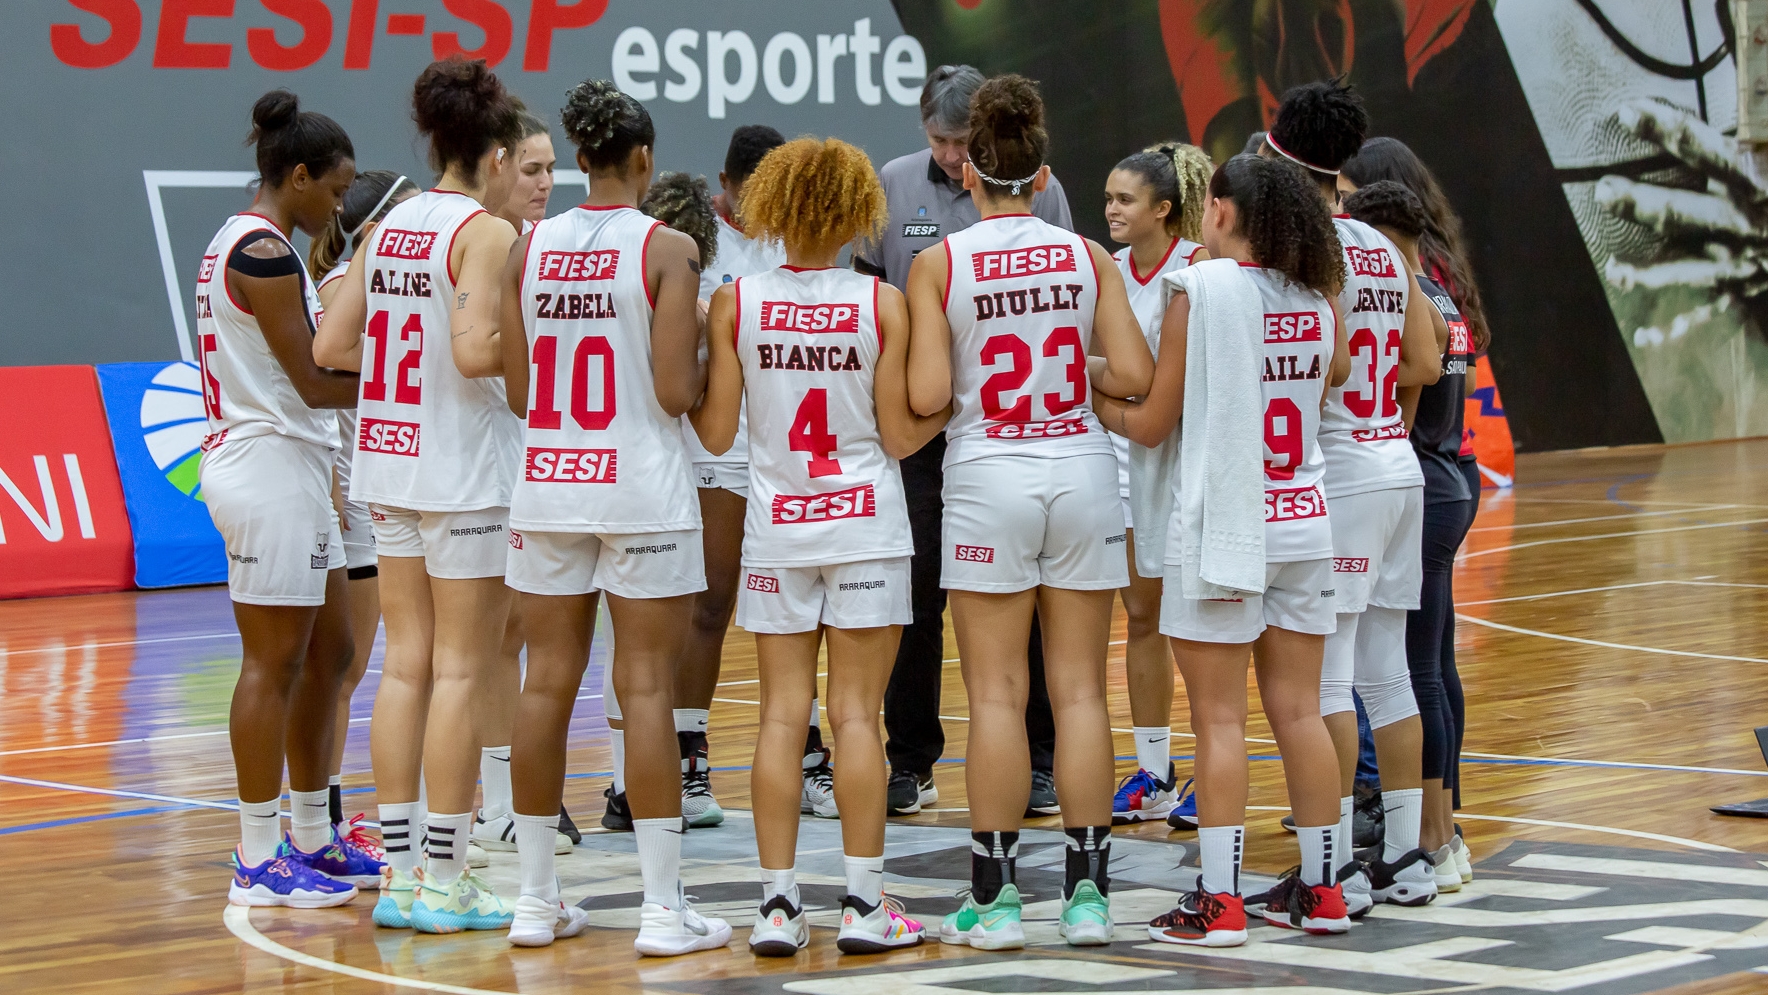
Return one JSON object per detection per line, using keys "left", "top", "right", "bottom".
{"left": 409, "top": 868, "right": 515, "bottom": 933}
{"left": 1057, "top": 879, "right": 1113, "bottom": 945}
{"left": 938, "top": 884, "right": 1025, "bottom": 950}
{"left": 372, "top": 866, "right": 419, "bottom": 928}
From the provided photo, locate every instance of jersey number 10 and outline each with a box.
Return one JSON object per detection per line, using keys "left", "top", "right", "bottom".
{"left": 528, "top": 334, "right": 616, "bottom": 431}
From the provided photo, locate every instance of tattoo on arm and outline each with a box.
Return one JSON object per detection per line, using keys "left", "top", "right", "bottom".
{"left": 452, "top": 324, "right": 473, "bottom": 340}
{"left": 456, "top": 292, "right": 469, "bottom": 310}
{"left": 688, "top": 260, "right": 701, "bottom": 274}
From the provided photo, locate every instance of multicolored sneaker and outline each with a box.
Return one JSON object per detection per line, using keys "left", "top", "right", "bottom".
{"left": 282, "top": 828, "right": 385, "bottom": 889}
{"left": 1057, "top": 879, "right": 1113, "bottom": 945}
{"left": 1259, "top": 872, "right": 1351, "bottom": 934}
{"left": 1112, "top": 765, "right": 1177, "bottom": 824}
{"left": 837, "top": 895, "right": 924, "bottom": 953}
{"left": 228, "top": 846, "right": 358, "bottom": 909}
{"left": 337, "top": 814, "right": 384, "bottom": 860}
{"left": 939, "top": 884, "right": 1025, "bottom": 950}
{"left": 1165, "top": 778, "right": 1199, "bottom": 831}
{"left": 1147, "top": 887, "right": 1246, "bottom": 947}
{"left": 508, "top": 894, "right": 590, "bottom": 947}
{"left": 372, "top": 866, "right": 420, "bottom": 928}
{"left": 409, "top": 868, "right": 516, "bottom": 933}
{"left": 748, "top": 895, "right": 809, "bottom": 957}
{"left": 681, "top": 731, "right": 726, "bottom": 828}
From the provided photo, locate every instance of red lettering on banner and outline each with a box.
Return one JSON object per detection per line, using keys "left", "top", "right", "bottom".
{"left": 342, "top": 0, "right": 379, "bottom": 67}
{"left": 153, "top": 0, "right": 233, "bottom": 69}
{"left": 432, "top": 0, "right": 512, "bottom": 64}
{"left": 1352, "top": 424, "right": 1409, "bottom": 443}
{"left": 953, "top": 544, "right": 995, "bottom": 563}
{"left": 386, "top": 12, "right": 424, "bottom": 35}
{"left": 1264, "top": 311, "right": 1322, "bottom": 343}
{"left": 247, "top": 0, "right": 332, "bottom": 71}
{"left": 984, "top": 418, "right": 1088, "bottom": 440}
{"left": 1265, "top": 486, "right": 1328, "bottom": 522}
{"left": 770, "top": 483, "right": 876, "bottom": 525}
{"left": 1345, "top": 246, "right": 1397, "bottom": 279}
{"left": 377, "top": 228, "right": 437, "bottom": 260}
{"left": 524, "top": 0, "right": 608, "bottom": 72}
{"left": 1333, "top": 557, "right": 1370, "bottom": 573}
{"left": 760, "top": 301, "right": 860, "bottom": 334}
{"left": 524, "top": 447, "right": 617, "bottom": 483}
{"left": 538, "top": 249, "right": 619, "bottom": 281}
{"left": 359, "top": 417, "right": 421, "bottom": 456}
{"left": 746, "top": 573, "right": 780, "bottom": 593}
{"left": 972, "top": 244, "right": 1077, "bottom": 282}
{"left": 51, "top": 0, "right": 143, "bottom": 69}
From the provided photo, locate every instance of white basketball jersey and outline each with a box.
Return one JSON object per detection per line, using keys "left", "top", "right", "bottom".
{"left": 1319, "top": 218, "right": 1423, "bottom": 497}
{"left": 511, "top": 204, "right": 699, "bottom": 533}
{"left": 1247, "top": 266, "right": 1336, "bottom": 561}
{"left": 942, "top": 215, "right": 1110, "bottom": 469}
{"left": 195, "top": 213, "right": 337, "bottom": 450}
{"left": 318, "top": 261, "right": 360, "bottom": 490}
{"left": 734, "top": 266, "right": 911, "bottom": 568}
{"left": 349, "top": 190, "right": 519, "bottom": 512}
{"left": 1116, "top": 238, "right": 1204, "bottom": 348}
{"left": 680, "top": 213, "right": 786, "bottom": 468}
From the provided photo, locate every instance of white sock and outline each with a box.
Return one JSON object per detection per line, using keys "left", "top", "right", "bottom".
{"left": 761, "top": 865, "right": 799, "bottom": 907}
{"left": 515, "top": 812, "right": 560, "bottom": 903}
{"left": 610, "top": 727, "right": 626, "bottom": 795}
{"left": 1197, "top": 825, "right": 1243, "bottom": 896}
{"left": 480, "top": 746, "right": 513, "bottom": 820}
{"left": 416, "top": 776, "right": 429, "bottom": 853}
{"left": 673, "top": 708, "right": 709, "bottom": 735}
{"left": 808, "top": 698, "right": 821, "bottom": 728}
{"left": 1133, "top": 726, "right": 1171, "bottom": 779}
{"left": 239, "top": 798, "right": 282, "bottom": 867}
{"left": 1297, "top": 822, "right": 1340, "bottom": 887}
{"left": 289, "top": 788, "right": 331, "bottom": 852}
{"left": 1337, "top": 795, "right": 1354, "bottom": 875}
{"left": 425, "top": 811, "right": 473, "bottom": 884}
{"left": 634, "top": 817, "right": 683, "bottom": 908}
{"left": 844, "top": 854, "right": 884, "bottom": 908}
{"left": 379, "top": 801, "right": 420, "bottom": 874}
{"left": 1382, "top": 787, "right": 1423, "bottom": 862}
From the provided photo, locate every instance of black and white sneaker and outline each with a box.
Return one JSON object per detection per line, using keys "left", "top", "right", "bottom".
{"left": 887, "top": 769, "right": 936, "bottom": 815}
{"left": 1367, "top": 848, "right": 1437, "bottom": 906}
{"left": 601, "top": 783, "right": 633, "bottom": 832}
{"left": 802, "top": 748, "right": 838, "bottom": 819}
{"left": 557, "top": 804, "right": 582, "bottom": 845}
{"left": 680, "top": 731, "right": 725, "bottom": 828}
{"left": 1026, "top": 768, "right": 1060, "bottom": 817}
{"left": 748, "top": 895, "right": 808, "bottom": 956}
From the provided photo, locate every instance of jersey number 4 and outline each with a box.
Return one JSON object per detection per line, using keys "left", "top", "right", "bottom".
{"left": 528, "top": 334, "right": 616, "bottom": 430}
{"left": 790, "top": 388, "right": 841, "bottom": 477}
{"left": 363, "top": 310, "right": 424, "bottom": 404}
{"left": 1344, "top": 327, "right": 1401, "bottom": 419}
{"left": 980, "top": 327, "right": 1086, "bottom": 421}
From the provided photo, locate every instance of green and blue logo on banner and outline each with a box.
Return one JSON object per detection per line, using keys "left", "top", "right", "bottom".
{"left": 94, "top": 362, "right": 226, "bottom": 588}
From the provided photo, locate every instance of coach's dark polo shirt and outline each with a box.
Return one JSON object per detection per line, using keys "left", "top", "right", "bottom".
{"left": 857, "top": 147, "right": 1074, "bottom": 293}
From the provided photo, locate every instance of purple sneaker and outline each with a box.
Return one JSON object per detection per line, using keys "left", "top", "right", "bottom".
{"left": 283, "top": 828, "right": 386, "bottom": 889}
{"left": 228, "top": 846, "right": 358, "bottom": 908}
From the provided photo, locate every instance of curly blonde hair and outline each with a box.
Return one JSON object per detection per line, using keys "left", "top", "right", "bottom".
{"left": 737, "top": 137, "right": 886, "bottom": 252}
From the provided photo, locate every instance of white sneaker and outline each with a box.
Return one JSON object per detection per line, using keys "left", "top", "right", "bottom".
{"left": 636, "top": 894, "right": 733, "bottom": 957}
{"left": 1451, "top": 835, "right": 1473, "bottom": 884}
{"left": 1370, "top": 849, "right": 1438, "bottom": 906}
{"left": 1340, "top": 865, "right": 1374, "bottom": 918}
{"left": 473, "top": 814, "right": 574, "bottom": 854}
{"left": 466, "top": 841, "right": 490, "bottom": 869}
{"left": 508, "top": 894, "right": 590, "bottom": 947}
{"left": 837, "top": 894, "right": 925, "bottom": 953}
{"left": 802, "top": 763, "right": 838, "bottom": 819}
{"left": 747, "top": 895, "right": 809, "bottom": 956}
{"left": 1430, "top": 844, "right": 1462, "bottom": 893}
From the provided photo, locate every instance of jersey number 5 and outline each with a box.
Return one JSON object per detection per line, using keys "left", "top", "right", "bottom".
{"left": 363, "top": 310, "right": 424, "bottom": 405}
{"left": 790, "top": 389, "right": 841, "bottom": 477}
{"left": 528, "top": 334, "right": 616, "bottom": 431}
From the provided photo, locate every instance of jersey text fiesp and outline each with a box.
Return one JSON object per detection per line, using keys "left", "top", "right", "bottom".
{"left": 368, "top": 227, "right": 437, "bottom": 300}
{"left": 972, "top": 284, "right": 1086, "bottom": 320}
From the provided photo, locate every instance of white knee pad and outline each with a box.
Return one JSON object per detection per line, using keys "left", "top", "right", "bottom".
{"left": 1320, "top": 612, "right": 1358, "bottom": 717}
{"left": 1354, "top": 606, "right": 1418, "bottom": 729}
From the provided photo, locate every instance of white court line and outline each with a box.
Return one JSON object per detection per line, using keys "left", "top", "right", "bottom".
{"left": 1456, "top": 612, "right": 1768, "bottom": 664}
{"left": 224, "top": 906, "right": 513, "bottom": 995}
{"left": 0, "top": 715, "right": 373, "bottom": 757}
{"left": 2, "top": 631, "right": 238, "bottom": 656}
{"left": 0, "top": 773, "right": 242, "bottom": 812}
{"left": 1455, "top": 813, "right": 1736, "bottom": 853}
{"left": 1461, "top": 516, "right": 1768, "bottom": 560}
{"left": 1458, "top": 578, "right": 1768, "bottom": 607}
{"left": 1468, "top": 505, "right": 1739, "bottom": 533}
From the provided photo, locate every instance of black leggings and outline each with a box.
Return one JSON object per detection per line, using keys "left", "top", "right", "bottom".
{"left": 1405, "top": 473, "right": 1477, "bottom": 786}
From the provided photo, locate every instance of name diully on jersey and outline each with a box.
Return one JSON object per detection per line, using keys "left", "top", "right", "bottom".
{"left": 971, "top": 284, "right": 1086, "bottom": 321}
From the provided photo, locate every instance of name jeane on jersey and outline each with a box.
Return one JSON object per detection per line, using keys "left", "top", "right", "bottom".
{"left": 376, "top": 228, "right": 437, "bottom": 260}
{"left": 760, "top": 300, "right": 860, "bottom": 333}
{"left": 537, "top": 249, "right": 620, "bottom": 281}
{"left": 1344, "top": 245, "right": 1397, "bottom": 278}
{"left": 359, "top": 417, "right": 420, "bottom": 456}
{"left": 1265, "top": 310, "right": 1323, "bottom": 342}
{"left": 525, "top": 447, "right": 618, "bottom": 483}
{"left": 1350, "top": 286, "right": 1404, "bottom": 315}
{"left": 971, "top": 243, "right": 1078, "bottom": 281}
{"left": 770, "top": 483, "right": 875, "bottom": 524}
{"left": 972, "top": 284, "right": 1086, "bottom": 321}
{"left": 1266, "top": 485, "right": 1327, "bottom": 521}
{"left": 534, "top": 292, "right": 619, "bottom": 320}
{"left": 756, "top": 342, "right": 864, "bottom": 372}
{"left": 370, "top": 268, "right": 433, "bottom": 298}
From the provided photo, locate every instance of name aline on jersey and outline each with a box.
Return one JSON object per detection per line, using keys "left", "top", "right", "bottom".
{"left": 971, "top": 244, "right": 1078, "bottom": 282}
{"left": 1266, "top": 484, "right": 1327, "bottom": 522}
{"left": 972, "top": 284, "right": 1086, "bottom": 320}
{"left": 770, "top": 483, "right": 875, "bottom": 525}
{"left": 370, "top": 268, "right": 434, "bottom": 298}
{"left": 760, "top": 301, "right": 860, "bottom": 334}
{"left": 525, "top": 447, "right": 618, "bottom": 483}
{"left": 1345, "top": 245, "right": 1398, "bottom": 279}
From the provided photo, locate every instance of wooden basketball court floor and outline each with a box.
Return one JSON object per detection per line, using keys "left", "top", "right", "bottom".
{"left": 6, "top": 439, "right": 1768, "bottom": 995}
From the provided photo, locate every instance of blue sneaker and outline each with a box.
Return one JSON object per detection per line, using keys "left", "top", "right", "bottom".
{"left": 283, "top": 829, "right": 386, "bottom": 889}
{"left": 410, "top": 867, "right": 515, "bottom": 933}
{"left": 1113, "top": 764, "right": 1177, "bottom": 824}
{"left": 228, "top": 846, "right": 358, "bottom": 909}
{"left": 1165, "top": 778, "right": 1198, "bottom": 831}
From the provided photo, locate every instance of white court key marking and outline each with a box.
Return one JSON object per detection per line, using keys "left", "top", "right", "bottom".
{"left": 1513, "top": 853, "right": 1768, "bottom": 888}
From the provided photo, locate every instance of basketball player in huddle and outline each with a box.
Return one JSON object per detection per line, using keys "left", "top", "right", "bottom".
{"left": 907, "top": 74, "right": 1154, "bottom": 950}
{"left": 498, "top": 80, "right": 724, "bottom": 957}
{"left": 201, "top": 90, "right": 380, "bottom": 908}
{"left": 314, "top": 58, "right": 524, "bottom": 933}
{"left": 1101, "top": 142, "right": 1212, "bottom": 828}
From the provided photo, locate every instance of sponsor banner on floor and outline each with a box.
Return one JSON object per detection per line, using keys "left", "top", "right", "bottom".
{"left": 94, "top": 362, "right": 225, "bottom": 589}
{"left": 0, "top": 365, "right": 134, "bottom": 598}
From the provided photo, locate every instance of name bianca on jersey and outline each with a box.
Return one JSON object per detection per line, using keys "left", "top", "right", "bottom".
{"left": 770, "top": 483, "right": 875, "bottom": 524}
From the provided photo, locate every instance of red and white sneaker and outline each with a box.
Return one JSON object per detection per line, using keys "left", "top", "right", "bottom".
{"left": 1259, "top": 872, "right": 1351, "bottom": 934}
{"left": 1146, "top": 887, "right": 1247, "bottom": 947}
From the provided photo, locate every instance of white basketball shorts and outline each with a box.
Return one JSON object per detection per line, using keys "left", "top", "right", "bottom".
{"left": 1327, "top": 486, "right": 1423, "bottom": 614}
{"left": 371, "top": 505, "right": 510, "bottom": 580}
{"left": 200, "top": 433, "right": 343, "bottom": 607}
{"left": 506, "top": 529, "right": 707, "bottom": 599}
{"left": 694, "top": 461, "right": 751, "bottom": 500}
{"left": 941, "top": 453, "right": 1129, "bottom": 594}
{"left": 1159, "top": 558, "right": 1338, "bottom": 644}
{"left": 736, "top": 556, "right": 912, "bottom": 634}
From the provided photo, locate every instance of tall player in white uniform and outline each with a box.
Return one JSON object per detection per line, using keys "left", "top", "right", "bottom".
{"left": 201, "top": 91, "right": 379, "bottom": 909}
{"left": 1098, "top": 154, "right": 1353, "bottom": 946}
{"left": 695, "top": 137, "right": 945, "bottom": 957}
{"left": 907, "top": 75, "right": 1153, "bottom": 950}
{"left": 1262, "top": 81, "right": 1443, "bottom": 910}
{"left": 496, "top": 80, "right": 721, "bottom": 957}
{"left": 1102, "top": 142, "right": 1211, "bottom": 827}
{"left": 314, "top": 58, "right": 523, "bottom": 934}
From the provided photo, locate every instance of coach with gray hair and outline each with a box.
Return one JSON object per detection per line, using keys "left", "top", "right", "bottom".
{"left": 856, "top": 64, "right": 1073, "bottom": 818}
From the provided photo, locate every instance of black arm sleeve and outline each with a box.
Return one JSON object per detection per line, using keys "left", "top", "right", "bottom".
{"left": 227, "top": 230, "right": 304, "bottom": 278}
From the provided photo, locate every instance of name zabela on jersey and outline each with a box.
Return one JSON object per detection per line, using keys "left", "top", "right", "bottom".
{"left": 371, "top": 227, "right": 438, "bottom": 299}
{"left": 1264, "top": 310, "right": 1326, "bottom": 383}
{"left": 534, "top": 250, "right": 623, "bottom": 320}
{"left": 770, "top": 483, "right": 876, "bottom": 525}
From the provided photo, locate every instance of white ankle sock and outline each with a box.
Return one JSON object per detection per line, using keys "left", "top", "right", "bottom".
{"left": 379, "top": 801, "right": 419, "bottom": 874}
{"left": 1382, "top": 787, "right": 1423, "bottom": 862}
{"left": 425, "top": 811, "right": 472, "bottom": 884}
{"left": 610, "top": 728, "right": 627, "bottom": 795}
{"left": 289, "top": 788, "right": 331, "bottom": 852}
{"left": 480, "top": 746, "right": 513, "bottom": 820}
{"left": 239, "top": 798, "right": 282, "bottom": 867}
{"left": 844, "top": 855, "right": 884, "bottom": 908}
{"left": 1132, "top": 727, "right": 1171, "bottom": 778}
{"left": 514, "top": 812, "right": 560, "bottom": 903}
{"left": 1197, "top": 825, "right": 1243, "bottom": 896}
{"left": 634, "top": 817, "right": 682, "bottom": 907}
{"left": 1337, "top": 795, "right": 1354, "bottom": 875}
{"left": 1297, "top": 822, "right": 1341, "bottom": 887}
{"left": 761, "top": 865, "right": 799, "bottom": 907}
{"left": 808, "top": 698, "right": 821, "bottom": 728}
{"left": 673, "top": 709, "right": 709, "bottom": 735}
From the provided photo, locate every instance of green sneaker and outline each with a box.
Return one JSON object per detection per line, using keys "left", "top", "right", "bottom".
{"left": 409, "top": 868, "right": 515, "bottom": 934}
{"left": 1058, "top": 879, "right": 1113, "bottom": 945}
{"left": 372, "top": 866, "right": 419, "bottom": 928}
{"left": 939, "top": 884, "right": 1025, "bottom": 950}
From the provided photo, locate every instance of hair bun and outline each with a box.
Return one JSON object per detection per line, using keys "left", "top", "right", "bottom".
{"left": 251, "top": 90, "right": 300, "bottom": 135}
{"left": 971, "top": 74, "right": 1043, "bottom": 139}
{"left": 413, "top": 58, "right": 505, "bottom": 138}
{"left": 561, "top": 79, "right": 631, "bottom": 153}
